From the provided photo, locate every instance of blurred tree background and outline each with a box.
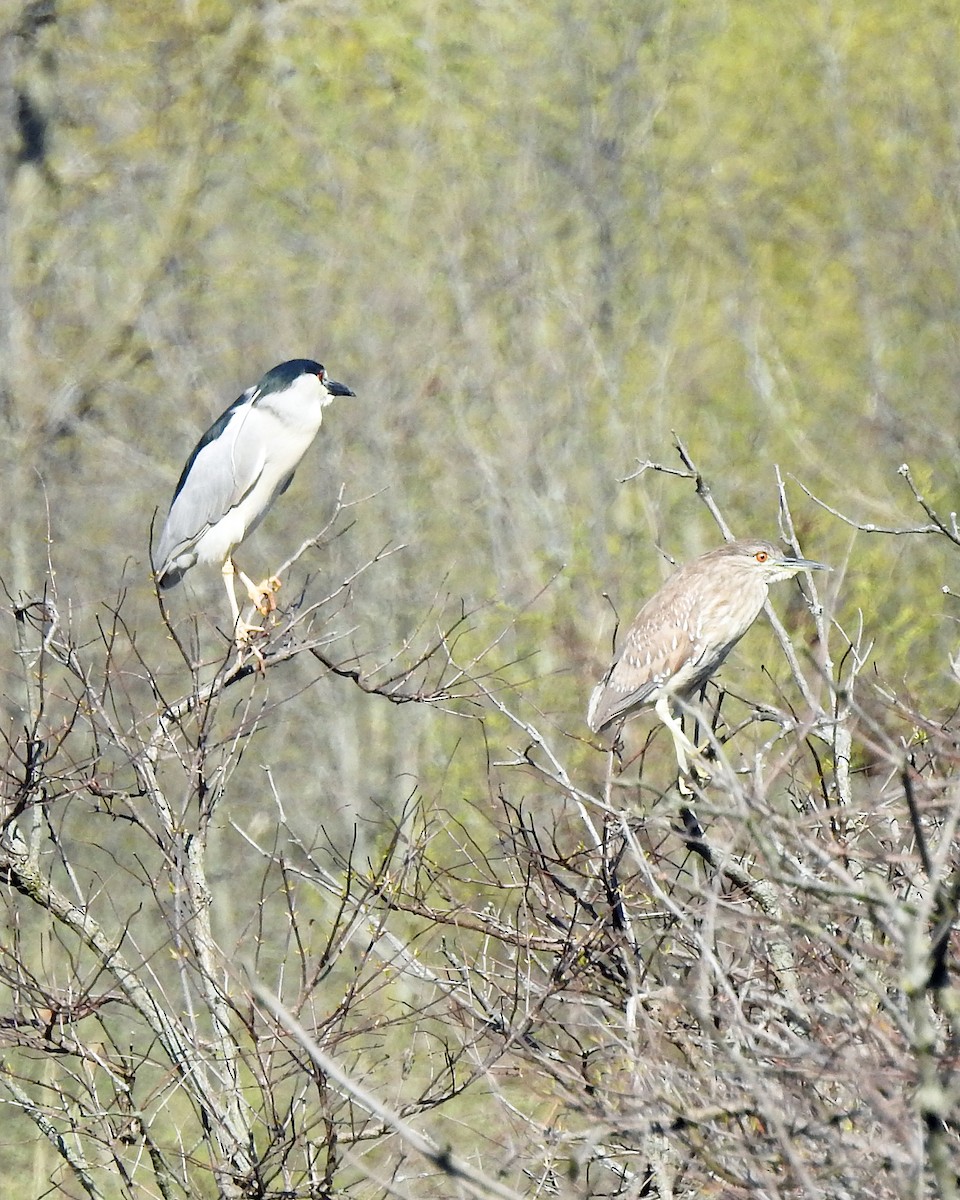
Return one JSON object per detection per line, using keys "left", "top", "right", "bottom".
{"left": 5, "top": 0, "right": 958, "bottom": 683}
{"left": 4, "top": 0, "right": 959, "bottom": 742}
{"left": 2, "top": 0, "right": 960, "bottom": 1196}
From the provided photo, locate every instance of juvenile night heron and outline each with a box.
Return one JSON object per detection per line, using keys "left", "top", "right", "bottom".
{"left": 154, "top": 358, "right": 355, "bottom": 640}
{"left": 587, "top": 539, "right": 827, "bottom": 772}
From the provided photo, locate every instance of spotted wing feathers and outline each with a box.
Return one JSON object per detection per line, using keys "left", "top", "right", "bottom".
{"left": 587, "top": 562, "right": 716, "bottom": 733}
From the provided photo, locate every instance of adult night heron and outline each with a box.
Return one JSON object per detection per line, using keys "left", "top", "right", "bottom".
{"left": 587, "top": 539, "right": 828, "bottom": 772}
{"left": 154, "top": 358, "right": 355, "bottom": 640}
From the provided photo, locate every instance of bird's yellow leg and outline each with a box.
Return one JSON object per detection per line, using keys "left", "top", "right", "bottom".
{"left": 236, "top": 567, "right": 282, "bottom": 617}
{"left": 656, "top": 695, "right": 715, "bottom": 791}
{"left": 655, "top": 694, "right": 703, "bottom": 779}
{"left": 223, "top": 559, "right": 264, "bottom": 643}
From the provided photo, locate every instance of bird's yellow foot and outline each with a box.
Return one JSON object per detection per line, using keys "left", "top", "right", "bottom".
{"left": 247, "top": 576, "right": 282, "bottom": 617}
{"left": 677, "top": 750, "right": 713, "bottom": 796}
{"left": 234, "top": 618, "right": 266, "bottom": 646}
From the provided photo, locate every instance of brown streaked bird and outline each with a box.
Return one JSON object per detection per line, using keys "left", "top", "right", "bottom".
{"left": 587, "top": 539, "right": 828, "bottom": 772}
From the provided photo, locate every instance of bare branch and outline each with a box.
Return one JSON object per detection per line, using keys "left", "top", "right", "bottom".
{"left": 249, "top": 976, "right": 528, "bottom": 1200}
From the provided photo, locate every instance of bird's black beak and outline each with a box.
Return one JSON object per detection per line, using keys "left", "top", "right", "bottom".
{"left": 326, "top": 379, "right": 355, "bottom": 397}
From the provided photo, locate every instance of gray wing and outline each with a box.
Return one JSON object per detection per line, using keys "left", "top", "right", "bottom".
{"left": 155, "top": 393, "right": 266, "bottom": 580}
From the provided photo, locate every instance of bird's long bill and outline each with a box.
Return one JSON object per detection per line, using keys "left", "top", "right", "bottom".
{"left": 790, "top": 556, "right": 830, "bottom": 572}
{"left": 326, "top": 379, "right": 355, "bottom": 397}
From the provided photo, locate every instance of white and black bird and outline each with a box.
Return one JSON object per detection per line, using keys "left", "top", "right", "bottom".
{"left": 587, "top": 539, "right": 827, "bottom": 772}
{"left": 154, "top": 358, "right": 354, "bottom": 640}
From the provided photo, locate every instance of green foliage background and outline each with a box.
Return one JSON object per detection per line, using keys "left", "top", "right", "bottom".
{"left": 5, "top": 0, "right": 959, "bottom": 882}
{"left": 2, "top": 0, "right": 960, "bottom": 1189}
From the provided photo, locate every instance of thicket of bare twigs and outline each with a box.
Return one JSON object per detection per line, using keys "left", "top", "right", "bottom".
{"left": 4, "top": 4, "right": 960, "bottom": 1196}
{"left": 2, "top": 457, "right": 958, "bottom": 1200}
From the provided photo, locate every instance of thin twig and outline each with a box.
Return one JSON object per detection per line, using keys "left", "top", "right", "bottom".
{"left": 248, "top": 976, "right": 528, "bottom": 1200}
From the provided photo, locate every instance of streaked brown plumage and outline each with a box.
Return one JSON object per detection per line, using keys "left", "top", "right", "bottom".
{"left": 587, "top": 539, "right": 827, "bottom": 771}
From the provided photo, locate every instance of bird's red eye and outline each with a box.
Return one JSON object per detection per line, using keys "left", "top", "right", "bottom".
{"left": 755, "top": 551, "right": 768, "bottom": 563}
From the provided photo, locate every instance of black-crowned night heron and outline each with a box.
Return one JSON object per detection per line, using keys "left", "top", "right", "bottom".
{"left": 587, "top": 539, "right": 828, "bottom": 773}
{"left": 154, "top": 358, "right": 354, "bottom": 640}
